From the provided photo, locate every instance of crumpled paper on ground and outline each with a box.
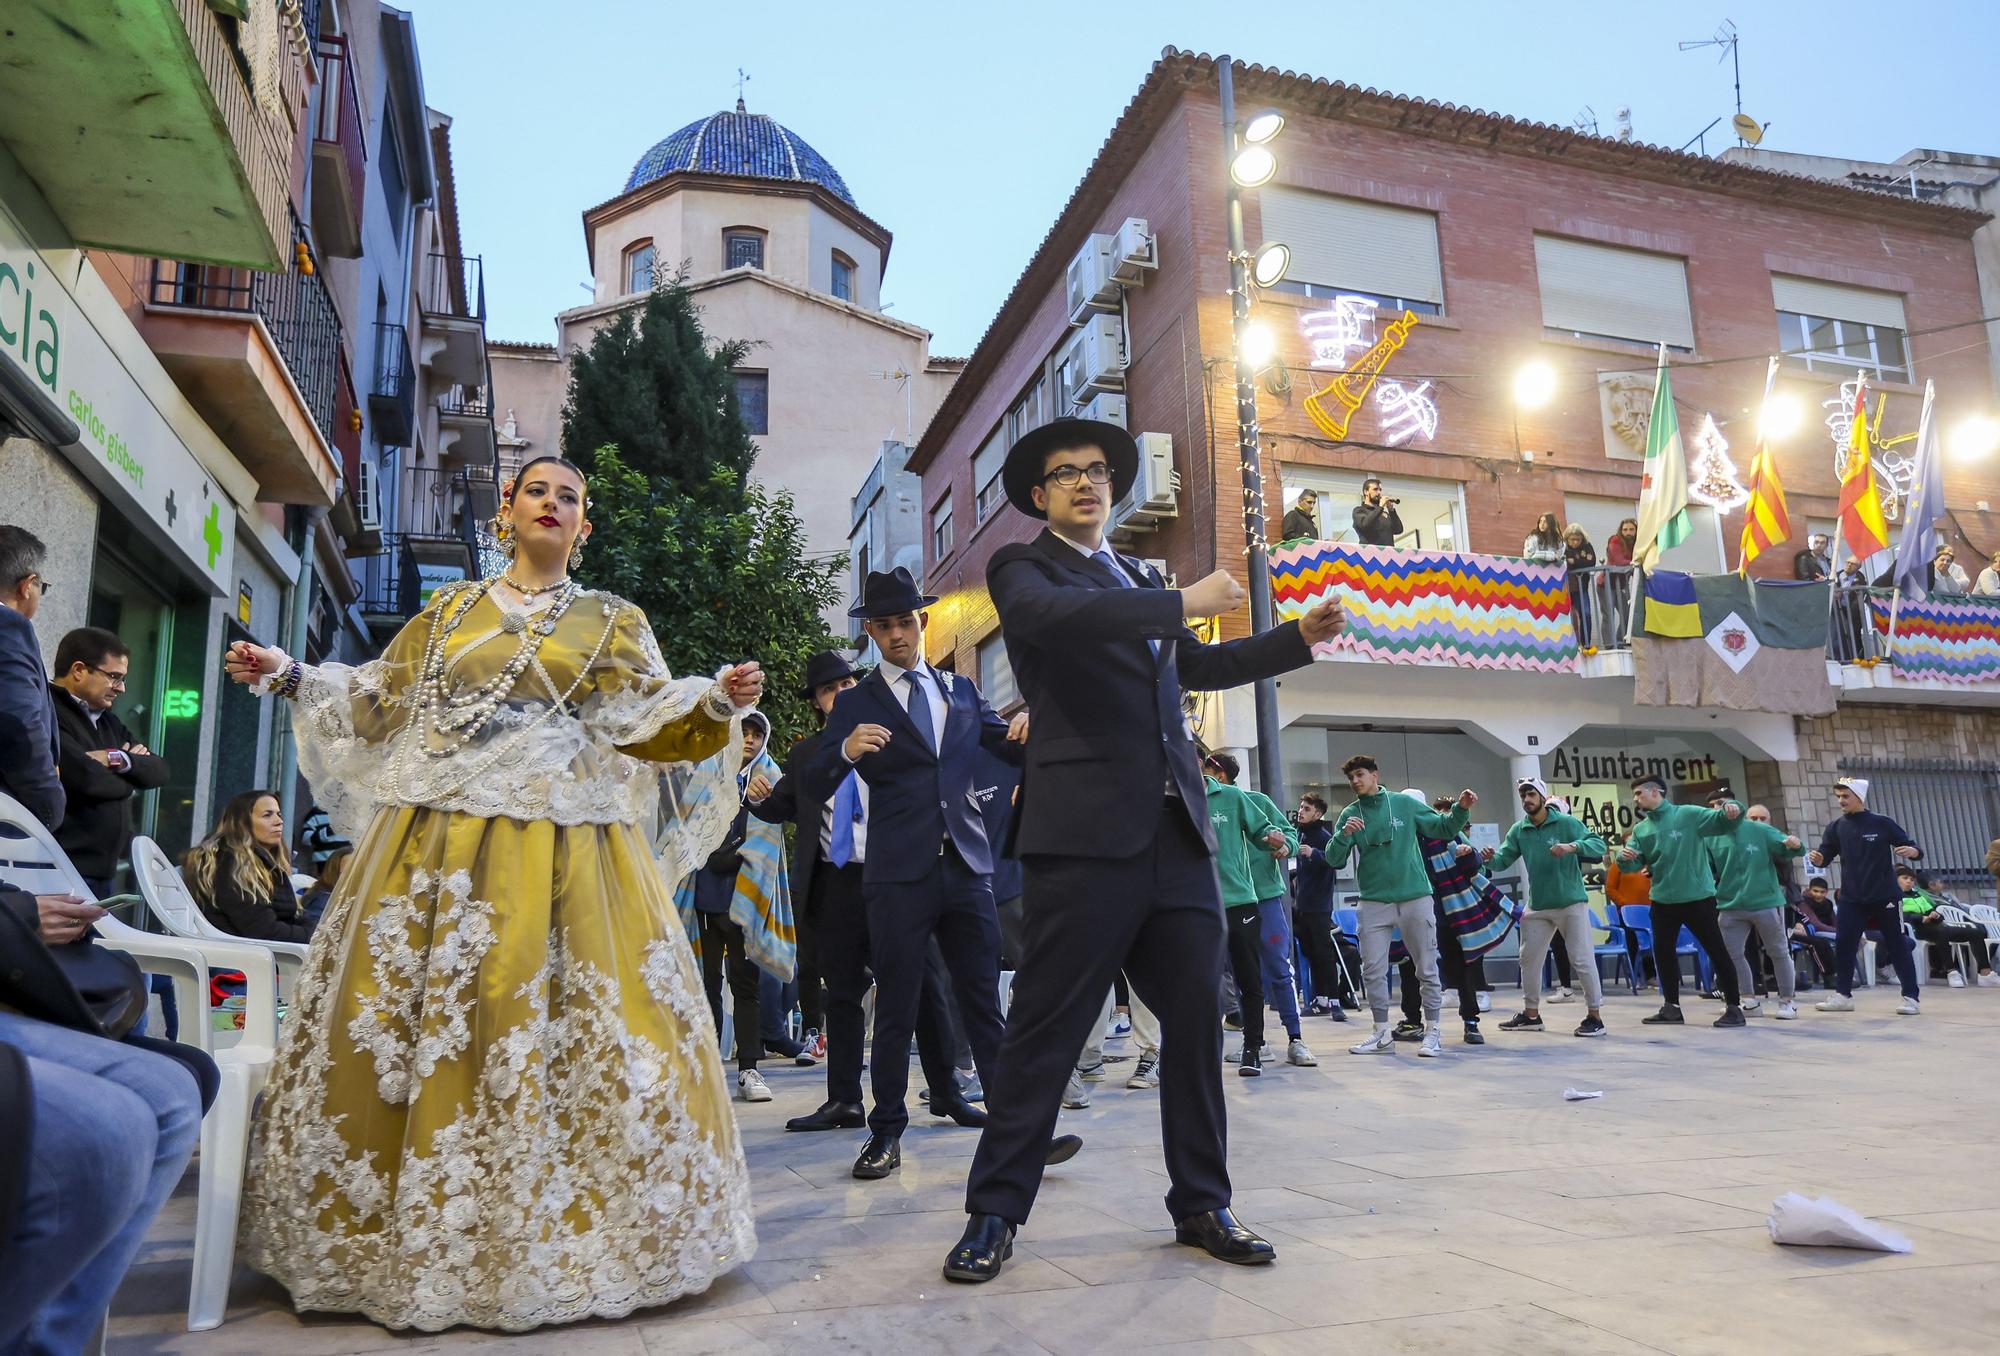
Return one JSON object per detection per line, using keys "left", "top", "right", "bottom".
{"left": 1767, "top": 1193, "right": 1913, "bottom": 1253}
{"left": 1562, "top": 1087, "right": 1603, "bottom": 1101}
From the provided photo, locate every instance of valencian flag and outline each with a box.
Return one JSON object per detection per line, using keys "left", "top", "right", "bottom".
{"left": 1634, "top": 570, "right": 1835, "bottom": 715}
{"left": 1633, "top": 345, "right": 1691, "bottom": 568}
{"left": 1738, "top": 357, "right": 1793, "bottom": 573}
{"left": 1838, "top": 376, "right": 1891, "bottom": 563}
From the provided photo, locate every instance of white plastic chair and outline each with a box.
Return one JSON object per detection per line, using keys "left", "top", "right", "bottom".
{"left": 1935, "top": 903, "right": 1986, "bottom": 981}
{"left": 0, "top": 794, "right": 279, "bottom": 1332}
{"left": 132, "top": 834, "right": 309, "bottom": 1006}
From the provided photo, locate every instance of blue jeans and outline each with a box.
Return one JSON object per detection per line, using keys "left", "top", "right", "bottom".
{"left": 1255, "top": 895, "right": 1305, "bottom": 1039}
{"left": 0, "top": 1012, "right": 204, "bottom": 1355}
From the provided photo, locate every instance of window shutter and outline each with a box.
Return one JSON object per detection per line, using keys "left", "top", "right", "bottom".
{"left": 1259, "top": 188, "right": 1444, "bottom": 305}
{"left": 972, "top": 430, "right": 1007, "bottom": 493}
{"left": 1534, "top": 236, "right": 1694, "bottom": 348}
{"left": 1770, "top": 275, "right": 1907, "bottom": 331}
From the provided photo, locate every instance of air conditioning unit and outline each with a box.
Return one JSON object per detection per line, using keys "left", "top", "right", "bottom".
{"left": 1060, "top": 313, "right": 1126, "bottom": 405}
{"left": 1112, "top": 432, "right": 1179, "bottom": 531}
{"left": 1079, "top": 392, "right": 1128, "bottom": 428}
{"left": 354, "top": 458, "right": 382, "bottom": 529}
{"left": 1065, "top": 233, "right": 1119, "bottom": 324}
{"left": 1110, "top": 218, "right": 1157, "bottom": 281}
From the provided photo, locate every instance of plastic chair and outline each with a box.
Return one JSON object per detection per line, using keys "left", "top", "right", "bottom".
{"left": 1589, "top": 908, "right": 1632, "bottom": 992}
{"left": 0, "top": 793, "right": 279, "bottom": 1332}
{"left": 1934, "top": 903, "right": 1986, "bottom": 980}
{"left": 132, "top": 834, "right": 309, "bottom": 1007}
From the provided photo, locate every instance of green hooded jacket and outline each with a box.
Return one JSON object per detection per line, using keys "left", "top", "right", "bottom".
{"left": 1705, "top": 817, "right": 1805, "bottom": 911}
{"left": 1329, "top": 790, "right": 1469, "bottom": 903}
{"left": 1624, "top": 800, "right": 1736, "bottom": 904}
{"left": 1489, "top": 809, "right": 1605, "bottom": 910}
{"left": 1243, "top": 788, "right": 1300, "bottom": 900}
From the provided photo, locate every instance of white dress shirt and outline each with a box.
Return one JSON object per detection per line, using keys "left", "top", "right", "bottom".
{"left": 873, "top": 656, "right": 948, "bottom": 754}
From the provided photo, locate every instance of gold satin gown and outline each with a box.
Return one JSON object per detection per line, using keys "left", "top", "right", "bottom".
{"left": 238, "top": 584, "right": 756, "bottom": 1331}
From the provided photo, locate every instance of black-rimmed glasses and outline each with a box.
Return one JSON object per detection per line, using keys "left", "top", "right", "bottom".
{"left": 1042, "top": 462, "right": 1112, "bottom": 489}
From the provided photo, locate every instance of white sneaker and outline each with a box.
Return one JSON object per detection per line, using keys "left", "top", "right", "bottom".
{"left": 1741, "top": 997, "right": 1762, "bottom": 1012}
{"left": 1127, "top": 1050, "right": 1160, "bottom": 1089}
{"left": 1349, "top": 1027, "right": 1396, "bottom": 1055}
{"left": 1225, "top": 1043, "right": 1277, "bottom": 1064}
{"left": 1979, "top": 972, "right": 2000, "bottom": 988}
{"left": 1287, "top": 1038, "right": 1318, "bottom": 1067}
{"left": 1475, "top": 991, "right": 1492, "bottom": 1013}
{"left": 1545, "top": 988, "right": 1575, "bottom": 1005}
{"left": 1816, "top": 995, "right": 1855, "bottom": 1012}
{"left": 1773, "top": 1002, "right": 1799, "bottom": 1020}
{"left": 736, "top": 1069, "right": 772, "bottom": 1102}
{"left": 1897, "top": 997, "right": 1921, "bottom": 1016}
{"left": 1947, "top": 970, "right": 1966, "bottom": 989}
{"left": 1107, "top": 1014, "right": 1132, "bottom": 1039}
{"left": 1062, "top": 1074, "right": 1092, "bottom": 1108}
{"left": 1418, "top": 1026, "right": 1443, "bottom": 1057}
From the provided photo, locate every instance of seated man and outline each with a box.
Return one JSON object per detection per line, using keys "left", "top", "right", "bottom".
{"left": 1898, "top": 869, "right": 1998, "bottom": 988}
{"left": 1790, "top": 877, "right": 1840, "bottom": 987}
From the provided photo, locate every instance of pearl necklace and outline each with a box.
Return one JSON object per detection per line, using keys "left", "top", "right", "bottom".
{"left": 498, "top": 573, "right": 570, "bottom": 598}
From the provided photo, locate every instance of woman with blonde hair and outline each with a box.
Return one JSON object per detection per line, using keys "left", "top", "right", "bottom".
{"left": 222, "top": 454, "right": 766, "bottom": 1332}
{"left": 188, "top": 789, "right": 315, "bottom": 942}
{"left": 1563, "top": 523, "right": 1598, "bottom": 647}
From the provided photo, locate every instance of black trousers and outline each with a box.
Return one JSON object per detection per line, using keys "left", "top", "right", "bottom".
{"left": 794, "top": 881, "right": 826, "bottom": 1035}
{"left": 1549, "top": 932, "right": 1574, "bottom": 987}
{"left": 1223, "top": 904, "right": 1265, "bottom": 1056}
{"left": 1793, "top": 930, "right": 1837, "bottom": 986}
{"left": 1649, "top": 898, "right": 1740, "bottom": 1006}
{"left": 1296, "top": 909, "right": 1361, "bottom": 1005}
{"left": 698, "top": 911, "right": 761, "bottom": 1071}
{"left": 1402, "top": 905, "right": 1480, "bottom": 1023}
{"left": 810, "top": 858, "right": 958, "bottom": 1108}
{"left": 966, "top": 801, "right": 1231, "bottom": 1227}
{"left": 1912, "top": 915, "right": 1994, "bottom": 977}
{"left": 864, "top": 846, "right": 1006, "bottom": 1137}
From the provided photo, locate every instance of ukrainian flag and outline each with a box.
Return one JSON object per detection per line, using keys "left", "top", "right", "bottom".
{"left": 1642, "top": 570, "right": 1702, "bottom": 638}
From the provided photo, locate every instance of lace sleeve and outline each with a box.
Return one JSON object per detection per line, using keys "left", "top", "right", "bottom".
{"left": 586, "top": 603, "right": 737, "bottom": 764}
{"left": 287, "top": 596, "right": 435, "bottom": 842}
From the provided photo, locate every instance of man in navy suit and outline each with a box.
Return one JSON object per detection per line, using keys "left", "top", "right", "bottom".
{"left": 942, "top": 419, "right": 1344, "bottom": 1283}
{"left": 0, "top": 526, "right": 64, "bottom": 831}
{"left": 812, "top": 567, "right": 1048, "bottom": 1182}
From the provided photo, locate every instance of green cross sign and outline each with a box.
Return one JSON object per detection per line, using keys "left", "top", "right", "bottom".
{"left": 203, "top": 502, "right": 222, "bottom": 569}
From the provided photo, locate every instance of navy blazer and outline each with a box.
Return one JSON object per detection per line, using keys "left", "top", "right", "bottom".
{"left": 0, "top": 605, "right": 62, "bottom": 830}
{"left": 986, "top": 528, "right": 1313, "bottom": 860}
{"left": 747, "top": 727, "right": 839, "bottom": 913}
{"left": 812, "top": 665, "right": 1024, "bottom": 884}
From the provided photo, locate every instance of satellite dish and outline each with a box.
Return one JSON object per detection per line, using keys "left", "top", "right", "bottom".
{"left": 1732, "top": 113, "right": 1765, "bottom": 145}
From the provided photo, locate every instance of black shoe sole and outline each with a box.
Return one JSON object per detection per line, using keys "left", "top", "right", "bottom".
{"left": 852, "top": 1155, "right": 900, "bottom": 1180}
{"left": 785, "top": 1117, "right": 864, "bottom": 1132}
{"left": 1574, "top": 1027, "right": 1607, "bottom": 1038}
{"left": 1238, "top": 1064, "right": 1261, "bottom": 1077}
{"left": 1045, "top": 1135, "right": 1083, "bottom": 1166}
{"left": 1497, "top": 1024, "right": 1543, "bottom": 1033}
{"left": 941, "top": 1240, "right": 1012, "bottom": 1283}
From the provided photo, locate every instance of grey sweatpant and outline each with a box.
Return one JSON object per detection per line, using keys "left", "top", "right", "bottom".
{"left": 1359, "top": 896, "right": 1441, "bottom": 1024}
{"left": 1719, "top": 907, "right": 1795, "bottom": 1002}
{"left": 1519, "top": 901, "right": 1604, "bottom": 1007}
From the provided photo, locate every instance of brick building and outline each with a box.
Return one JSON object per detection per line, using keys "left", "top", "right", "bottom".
{"left": 912, "top": 49, "right": 2000, "bottom": 903}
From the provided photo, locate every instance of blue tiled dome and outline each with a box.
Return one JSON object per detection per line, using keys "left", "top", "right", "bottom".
{"left": 624, "top": 102, "right": 856, "bottom": 206}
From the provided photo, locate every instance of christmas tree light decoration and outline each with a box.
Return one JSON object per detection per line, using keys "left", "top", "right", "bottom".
{"left": 1299, "top": 295, "right": 1381, "bottom": 369}
{"left": 1687, "top": 412, "right": 1749, "bottom": 509}
{"left": 1376, "top": 379, "right": 1439, "bottom": 446}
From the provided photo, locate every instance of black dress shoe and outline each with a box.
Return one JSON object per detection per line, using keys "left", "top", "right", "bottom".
{"left": 785, "top": 1100, "right": 864, "bottom": 1132}
{"left": 1174, "top": 1208, "right": 1277, "bottom": 1265}
{"left": 929, "top": 1095, "right": 990, "bottom": 1129}
{"left": 1045, "top": 1134, "right": 1083, "bottom": 1165}
{"left": 852, "top": 1133, "right": 901, "bottom": 1179}
{"left": 941, "top": 1213, "right": 1015, "bottom": 1283}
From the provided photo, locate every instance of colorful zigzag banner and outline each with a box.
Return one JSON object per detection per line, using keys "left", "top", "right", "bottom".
{"left": 1271, "top": 541, "right": 1579, "bottom": 672}
{"left": 1867, "top": 596, "right": 2000, "bottom": 683}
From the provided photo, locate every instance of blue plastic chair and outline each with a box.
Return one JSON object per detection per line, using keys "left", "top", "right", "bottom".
{"left": 1334, "top": 907, "right": 1360, "bottom": 944}
{"left": 1590, "top": 908, "right": 1633, "bottom": 992}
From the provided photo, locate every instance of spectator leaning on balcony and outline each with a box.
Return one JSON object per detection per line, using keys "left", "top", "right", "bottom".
{"left": 1351, "top": 478, "right": 1403, "bottom": 547}
{"left": 1927, "top": 545, "right": 1972, "bottom": 595}
{"left": 1522, "top": 513, "right": 1564, "bottom": 565}
{"left": 1563, "top": 524, "right": 1597, "bottom": 645}
{"left": 1794, "top": 532, "right": 1831, "bottom": 582}
{"left": 1605, "top": 517, "right": 1639, "bottom": 568}
{"left": 1974, "top": 552, "right": 2000, "bottom": 597}
{"left": 1280, "top": 488, "right": 1320, "bottom": 544}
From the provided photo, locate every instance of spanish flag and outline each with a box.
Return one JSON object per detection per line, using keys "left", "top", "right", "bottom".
{"left": 1641, "top": 569, "right": 1702, "bottom": 638}
{"left": 1738, "top": 357, "right": 1793, "bottom": 573}
{"left": 1837, "top": 377, "right": 1891, "bottom": 561}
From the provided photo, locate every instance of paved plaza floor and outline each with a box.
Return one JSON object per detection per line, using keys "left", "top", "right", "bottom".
{"left": 109, "top": 985, "right": 2000, "bottom": 1354}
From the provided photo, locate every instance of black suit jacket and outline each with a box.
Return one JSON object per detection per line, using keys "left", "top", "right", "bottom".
{"left": 747, "top": 728, "right": 837, "bottom": 914}
{"left": 0, "top": 606, "right": 61, "bottom": 830}
{"left": 51, "top": 685, "right": 169, "bottom": 879}
{"left": 812, "top": 665, "right": 1024, "bottom": 884}
{"left": 985, "top": 529, "right": 1313, "bottom": 860}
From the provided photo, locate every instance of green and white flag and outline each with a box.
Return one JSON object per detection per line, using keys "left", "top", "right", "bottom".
{"left": 1634, "top": 344, "right": 1691, "bottom": 569}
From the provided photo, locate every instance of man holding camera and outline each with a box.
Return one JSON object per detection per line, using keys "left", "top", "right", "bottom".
{"left": 1352, "top": 478, "right": 1403, "bottom": 547}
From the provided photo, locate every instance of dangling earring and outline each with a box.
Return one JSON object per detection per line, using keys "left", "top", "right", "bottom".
{"left": 493, "top": 516, "right": 516, "bottom": 560}
{"left": 569, "top": 536, "right": 585, "bottom": 573}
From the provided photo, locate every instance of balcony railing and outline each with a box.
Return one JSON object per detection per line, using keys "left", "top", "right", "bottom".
{"left": 357, "top": 533, "right": 419, "bottom": 620}
{"left": 147, "top": 209, "right": 343, "bottom": 446}
{"left": 369, "top": 322, "right": 417, "bottom": 447}
{"left": 424, "top": 253, "right": 486, "bottom": 324}
{"left": 310, "top": 34, "right": 367, "bottom": 255}
{"left": 401, "top": 465, "right": 501, "bottom": 549}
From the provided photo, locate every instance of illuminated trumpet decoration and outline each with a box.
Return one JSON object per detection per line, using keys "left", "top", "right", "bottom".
{"left": 1303, "top": 310, "right": 1419, "bottom": 440}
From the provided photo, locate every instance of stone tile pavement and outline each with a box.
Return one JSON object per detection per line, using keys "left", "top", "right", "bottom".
{"left": 108, "top": 986, "right": 2000, "bottom": 1353}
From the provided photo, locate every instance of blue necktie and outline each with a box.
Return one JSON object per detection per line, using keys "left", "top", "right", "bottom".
{"left": 902, "top": 669, "right": 937, "bottom": 753}
{"left": 1096, "top": 549, "right": 1160, "bottom": 658}
{"left": 828, "top": 770, "right": 861, "bottom": 867}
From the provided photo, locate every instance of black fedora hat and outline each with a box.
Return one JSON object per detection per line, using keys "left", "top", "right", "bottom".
{"left": 848, "top": 565, "right": 938, "bottom": 620}
{"left": 1001, "top": 417, "right": 1140, "bottom": 520}
{"left": 797, "top": 648, "right": 864, "bottom": 698}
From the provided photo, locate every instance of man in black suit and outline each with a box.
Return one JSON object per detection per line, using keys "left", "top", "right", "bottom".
{"left": 811, "top": 568, "right": 1047, "bottom": 1181}
{"left": 0, "top": 526, "right": 63, "bottom": 831}
{"left": 747, "top": 649, "right": 976, "bottom": 1133}
{"left": 50, "top": 628, "right": 170, "bottom": 897}
{"left": 943, "top": 418, "right": 1344, "bottom": 1283}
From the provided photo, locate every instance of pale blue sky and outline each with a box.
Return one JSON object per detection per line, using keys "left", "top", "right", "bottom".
{"left": 401, "top": 0, "right": 1999, "bottom": 356}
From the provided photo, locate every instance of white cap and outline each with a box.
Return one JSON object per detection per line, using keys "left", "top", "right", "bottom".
{"left": 1835, "top": 775, "right": 1869, "bottom": 804}
{"left": 1517, "top": 776, "right": 1550, "bottom": 800}
{"left": 1398, "top": 787, "right": 1427, "bottom": 803}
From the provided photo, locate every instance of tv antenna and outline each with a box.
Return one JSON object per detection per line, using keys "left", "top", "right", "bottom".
{"left": 1678, "top": 19, "right": 1766, "bottom": 151}
{"left": 872, "top": 368, "right": 913, "bottom": 446}
{"left": 1572, "top": 105, "right": 1599, "bottom": 137}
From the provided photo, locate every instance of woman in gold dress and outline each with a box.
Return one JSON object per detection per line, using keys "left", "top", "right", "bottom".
{"left": 222, "top": 456, "right": 763, "bottom": 1331}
